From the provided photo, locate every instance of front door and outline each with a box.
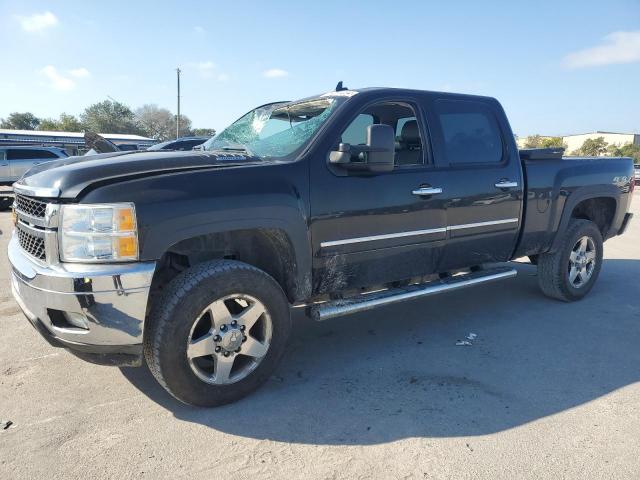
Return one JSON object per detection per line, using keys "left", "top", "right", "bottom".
{"left": 310, "top": 99, "right": 448, "bottom": 294}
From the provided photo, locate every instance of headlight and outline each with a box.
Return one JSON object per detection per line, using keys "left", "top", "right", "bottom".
{"left": 59, "top": 203, "right": 138, "bottom": 262}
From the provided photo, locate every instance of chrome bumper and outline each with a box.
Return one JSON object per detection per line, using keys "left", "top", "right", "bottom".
{"left": 8, "top": 232, "right": 156, "bottom": 364}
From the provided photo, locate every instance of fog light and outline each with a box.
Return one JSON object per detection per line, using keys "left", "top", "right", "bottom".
{"left": 63, "top": 311, "right": 89, "bottom": 330}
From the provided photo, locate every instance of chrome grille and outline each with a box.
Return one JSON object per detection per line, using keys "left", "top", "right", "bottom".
{"left": 16, "top": 226, "right": 46, "bottom": 260}
{"left": 15, "top": 194, "right": 47, "bottom": 219}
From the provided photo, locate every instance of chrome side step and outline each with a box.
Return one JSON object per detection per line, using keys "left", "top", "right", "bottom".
{"left": 310, "top": 266, "right": 517, "bottom": 321}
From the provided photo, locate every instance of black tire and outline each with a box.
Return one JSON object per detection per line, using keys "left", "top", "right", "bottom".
{"left": 537, "top": 219, "right": 603, "bottom": 302}
{"left": 144, "top": 260, "right": 291, "bottom": 407}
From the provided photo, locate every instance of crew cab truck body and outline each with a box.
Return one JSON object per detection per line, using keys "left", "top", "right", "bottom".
{"left": 8, "top": 88, "right": 634, "bottom": 406}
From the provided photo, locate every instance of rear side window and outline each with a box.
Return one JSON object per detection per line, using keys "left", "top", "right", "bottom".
{"left": 434, "top": 100, "right": 503, "bottom": 165}
{"left": 7, "top": 149, "right": 59, "bottom": 160}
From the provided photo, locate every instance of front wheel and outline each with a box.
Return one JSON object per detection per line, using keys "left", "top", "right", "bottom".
{"left": 144, "top": 260, "right": 291, "bottom": 407}
{"left": 537, "top": 219, "right": 603, "bottom": 302}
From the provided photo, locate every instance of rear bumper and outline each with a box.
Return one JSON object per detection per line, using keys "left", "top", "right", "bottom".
{"left": 9, "top": 232, "right": 156, "bottom": 366}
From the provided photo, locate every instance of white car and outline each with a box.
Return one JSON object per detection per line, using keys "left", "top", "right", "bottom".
{"left": 634, "top": 164, "right": 640, "bottom": 185}
{"left": 0, "top": 146, "right": 68, "bottom": 185}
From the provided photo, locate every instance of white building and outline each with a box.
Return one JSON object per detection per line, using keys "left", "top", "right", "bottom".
{"left": 562, "top": 131, "right": 639, "bottom": 154}
{"left": 0, "top": 129, "right": 156, "bottom": 155}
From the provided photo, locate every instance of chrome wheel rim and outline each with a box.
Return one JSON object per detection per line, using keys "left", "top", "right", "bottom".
{"left": 568, "top": 236, "right": 596, "bottom": 288}
{"left": 187, "top": 294, "right": 272, "bottom": 385}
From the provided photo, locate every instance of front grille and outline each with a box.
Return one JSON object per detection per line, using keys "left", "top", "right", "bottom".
{"left": 17, "top": 227, "right": 46, "bottom": 260}
{"left": 15, "top": 194, "right": 48, "bottom": 219}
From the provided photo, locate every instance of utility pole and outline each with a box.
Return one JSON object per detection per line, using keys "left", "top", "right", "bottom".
{"left": 176, "top": 67, "right": 181, "bottom": 139}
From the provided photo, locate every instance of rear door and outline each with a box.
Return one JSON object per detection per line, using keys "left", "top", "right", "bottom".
{"left": 8, "top": 149, "right": 60, "bottom": 179}
{"left": 426, "top": 97, "right": 523, "bottom": 268}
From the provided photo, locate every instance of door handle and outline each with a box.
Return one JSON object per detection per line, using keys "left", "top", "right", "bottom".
{"left": 495, "top": 180, "right": 518, "bottom": 189}
{"left": 412, "top": 187, "right": 443, "bottom": 196}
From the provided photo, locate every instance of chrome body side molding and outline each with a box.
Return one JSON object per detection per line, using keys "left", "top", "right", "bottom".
{"left": 320, "top": 218, "right": 519, "bottom": 248}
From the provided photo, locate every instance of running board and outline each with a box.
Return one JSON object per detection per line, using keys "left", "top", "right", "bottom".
{"left": 310, "top": 266, "right": 517, "bottom": 321}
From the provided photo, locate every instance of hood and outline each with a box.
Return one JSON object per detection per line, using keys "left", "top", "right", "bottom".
{"left": 14, "top": 150, "right": 263, "bottom": 199}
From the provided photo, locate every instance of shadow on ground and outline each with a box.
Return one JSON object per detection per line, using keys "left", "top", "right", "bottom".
{"left": 121, "top": 259, "right": 640, "bottom": 445}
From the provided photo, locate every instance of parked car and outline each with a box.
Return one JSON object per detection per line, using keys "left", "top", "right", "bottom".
{"left": 8, "top": 87, "right": 635, "bottom": 407}
{"left": 147, "top": 136, "right": 210, "bottom": 151}
{"left": 0, "top": 146, "right": 67, "bottom": 185}
{"left": 634, "top": 164, "right": 640, "bottom": 185}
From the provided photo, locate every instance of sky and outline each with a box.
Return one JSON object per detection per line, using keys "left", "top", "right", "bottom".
{"left": 1, "top": 0, "right": 639, "bottom": 137}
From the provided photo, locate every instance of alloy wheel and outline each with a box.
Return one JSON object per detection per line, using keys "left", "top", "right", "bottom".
{"left": 568, "top": 236, "right": 596, "bottom": 288}
{"left": 186, "top": 294, "right": 272, "bottom": 385}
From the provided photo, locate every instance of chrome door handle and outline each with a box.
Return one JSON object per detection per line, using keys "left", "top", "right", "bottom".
{"left": 412, "top": 187, "right": 443, "bottom": 196}
{"left": 495, "top": 181, "right": 518, "bottom": 189}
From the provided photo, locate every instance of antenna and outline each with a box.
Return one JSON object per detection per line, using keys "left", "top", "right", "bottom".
{"left": 176, "top": 67, "right": 181, "bottom": 139}
{"left": 335, "top": 81, "right": 347, "bottom": 91}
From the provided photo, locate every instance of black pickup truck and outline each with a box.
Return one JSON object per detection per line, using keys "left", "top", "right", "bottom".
{"left": 9, "top": 87, "right": 634, "bottom": 406}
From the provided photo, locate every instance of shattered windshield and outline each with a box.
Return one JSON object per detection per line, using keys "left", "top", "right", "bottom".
{"left": 203, "top": 98, "right": 338, "bottom": 159}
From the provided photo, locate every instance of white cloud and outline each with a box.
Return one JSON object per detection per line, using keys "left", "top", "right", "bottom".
{"left": 69, "top": 67, "right": 91, "bottom": 78}
{"left": 40, "top": 66, "right": 75, "bottom": 91}
{"left": 563, "top": 31, "right": 640, "bottom": 69}
{"left": 262, "top": 68, "right": 289, "bottom": 78}
{"left": 16, "top": 11, "right": 58, "bottom": 32}
{"left": 195, "top": 61, "right": 215, "bottom": 71}
{"left": 188, "top": 61, "right": 228, "bottom": 81}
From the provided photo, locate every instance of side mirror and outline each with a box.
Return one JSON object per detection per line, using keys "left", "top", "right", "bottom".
{"left": 328, "top": 142, "right": 352, "bottom": 165}
{"left": 329, "top": 124, "right": 395, "bottom": 172}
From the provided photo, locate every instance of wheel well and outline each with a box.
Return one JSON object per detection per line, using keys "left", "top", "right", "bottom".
{"left": 570, "top": 197, "right": 616, "bottom": 236}
{"left": 149, "top": 228, "right": 298, "bottom": 303}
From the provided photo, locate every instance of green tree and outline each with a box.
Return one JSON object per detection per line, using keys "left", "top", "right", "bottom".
{"left": 539, "top": 137, "right": 566, "bottom": 149}
{"left": 175, "top": 114, "right": 193, "bottom": 139}
{"left": 0, "top": 112, "right": 41, "bottom": 130}
{"left": 38, "top": 113, "right": 85, "bottom": 132}
{"left": 523, "top": 134, "right": 566, "bottom": 149}
{"left": 576, "top": 137, "right": 609, "bottom": 156}
{"left": 192, "top": 128, "right": 216, "bottom": 137}
{"left": 606, "top": 143, "right": 640, "bottom": 163}
{"left": 135, "top": 104, "right": 194, "bottom": 140}
{"left": 136, "top": 104, "right": 175, "bottom": 141}
{"left": 80, "top": 99, "right": 143, "bottom": 135}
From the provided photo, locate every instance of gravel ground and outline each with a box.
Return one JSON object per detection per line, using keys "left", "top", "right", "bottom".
{"left": 1, "top": 193, "right": 639, "bottom": 479}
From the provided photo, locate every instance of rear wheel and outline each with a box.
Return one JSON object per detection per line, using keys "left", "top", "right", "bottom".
{"left": 144, "top": 260, "right": 291, "bottom": 407}
{"left": 537, "top": 219, "right": 603, "bottom": 301}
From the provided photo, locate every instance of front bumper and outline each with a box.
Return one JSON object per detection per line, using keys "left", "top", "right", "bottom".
{"left": 8, "top": 232, "right": 156, "bottom": 366}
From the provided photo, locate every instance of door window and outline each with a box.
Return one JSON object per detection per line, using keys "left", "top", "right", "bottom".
{"left": 341, "top": 114, "right": 373, "bottom": 146}
{"left": 7, "top": 149, "right": 59, "bottom": 160}
{"left": 434, "top": 100, "right": 503, "bottom": 165}
{"left": 339, "top": 103, "right": 424, "bottom": 167}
